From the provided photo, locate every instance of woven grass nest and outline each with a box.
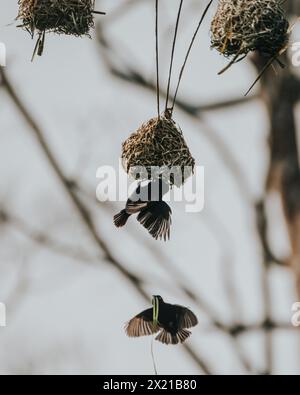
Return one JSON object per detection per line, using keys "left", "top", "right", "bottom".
{"left": 18, "top": 0, "right": 96, "bottom": 36}
{"left": 211, "top": 0, "right": 289, "bottom": 58}
{"left": 121, "top": 116, "right": 195, "bottom": 187}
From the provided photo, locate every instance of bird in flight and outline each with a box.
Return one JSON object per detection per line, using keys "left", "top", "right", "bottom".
{"left": 114, "top": 178, "right": 172, "bottom": 241}
{"left": 125, "top": 295, "right": 198, "bottom": 345}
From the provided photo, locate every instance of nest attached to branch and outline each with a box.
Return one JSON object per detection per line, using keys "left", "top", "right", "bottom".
{"left": 211, "top": 0, "right": 289, "bottom": 58}
{"left": 121, "top": 116, "right": 195, "bottom": 187}
{"left": 17, "top": 0, "right": 102, "bottom": 58}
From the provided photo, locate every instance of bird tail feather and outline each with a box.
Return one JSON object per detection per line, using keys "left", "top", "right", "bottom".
{"left": 114, "top": 210, "right": 130, "bottom": 227}
{"left": 155, "top": 329, "right": 191, "bottom": 345}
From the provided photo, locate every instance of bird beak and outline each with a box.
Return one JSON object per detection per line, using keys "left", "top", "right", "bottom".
{"left": 152, "top": 296, "right": 159, "bottom": 327}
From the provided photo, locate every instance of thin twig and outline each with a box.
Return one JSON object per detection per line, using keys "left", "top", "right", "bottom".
{"left": 165, "top": 0, "right": 184, "bottom": 112}
{"left": 155, "top": 0, "right": 160, "bottom": 117}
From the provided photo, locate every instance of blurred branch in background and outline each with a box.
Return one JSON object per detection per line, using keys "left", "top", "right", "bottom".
{"left": 0, "top": 207, "right": 96, "bottom": 263}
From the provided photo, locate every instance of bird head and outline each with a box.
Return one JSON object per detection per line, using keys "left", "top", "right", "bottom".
{"left": 152, "top": 295, "right": 163, "bottom": 305}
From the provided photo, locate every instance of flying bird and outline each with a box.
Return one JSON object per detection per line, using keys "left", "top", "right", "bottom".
{"left": 113, "top": 178, "right": 172, "bottom": 241}
{"left": 125, "top": 295, "right": 198, "bottom": 345}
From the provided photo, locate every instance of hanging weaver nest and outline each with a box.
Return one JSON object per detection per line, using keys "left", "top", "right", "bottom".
{"left": 121, "top": 116, "right": 195, "bottom": 187}
{"left": 210, "top": 0, "right": 289, "bottom": 58}
{"left": 18, "top": 0, "right": 96, "bottom": 36}
{"left": 17, "top": 0, "right": 103, "bottom": 58}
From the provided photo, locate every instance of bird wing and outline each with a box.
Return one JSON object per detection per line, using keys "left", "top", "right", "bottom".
{"left": 175, "top": 306, "right": 198, "bottom": 329}
{"left": 125, "top": 308, "right": 160, "bottom": 338}
{"left": 137, "top": 201, "right": 172, "bottom": 241}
